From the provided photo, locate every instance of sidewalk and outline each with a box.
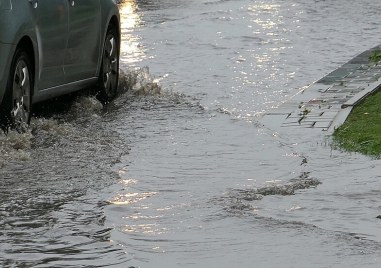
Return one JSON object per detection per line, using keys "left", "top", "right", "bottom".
{"left": 261, "top": 45, "right": 381, "bottom": 134}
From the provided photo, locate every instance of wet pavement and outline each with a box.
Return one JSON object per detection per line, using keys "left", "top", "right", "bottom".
{"left": 262, "top": 45, "right": 381, "bottom": 133}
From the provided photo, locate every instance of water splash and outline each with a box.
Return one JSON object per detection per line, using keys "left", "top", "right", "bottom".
{"left": 0, "top": 130, "right": 32, "bottom": 167}
{"left": 71, "top": 96, "right": 104, "bottom": 114}
{"left": 0, "top": 67, "right": 162, "bottom": 169}
{"left": 231, "top": 172, "right": 321, "bottom": 200}
{"left": 119, "top": 67, "right": 161, "bottom": 96}
{"left": 31, "top": 118, "right": 73, "bottom": 136}
{"left": 217, "top": 172, "right": 321, "bottom": 215}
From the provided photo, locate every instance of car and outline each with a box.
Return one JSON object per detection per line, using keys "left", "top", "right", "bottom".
{"left": 0, "top": 0, "right": 120, "bottom": 132}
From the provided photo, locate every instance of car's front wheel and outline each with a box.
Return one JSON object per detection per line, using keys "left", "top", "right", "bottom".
{"left": 1, "top": 49, "right": 32, "bottom": 133}
{"left": 97, "top": 25, "right": 119, "bottom": 103}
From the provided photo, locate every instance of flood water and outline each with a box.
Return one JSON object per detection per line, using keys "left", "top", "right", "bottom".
{"left": 2, "top": 0, "right": 381, "bottom": 267}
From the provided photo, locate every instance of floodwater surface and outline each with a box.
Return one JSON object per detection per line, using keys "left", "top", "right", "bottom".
{"left": 1, "top": 0, "right": 381, "bottom": 267}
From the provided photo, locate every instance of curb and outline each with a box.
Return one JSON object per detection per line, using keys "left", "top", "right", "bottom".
{"left": 262, "top": 46, "right": 381, "bottom": 135}
{"left": 328, "top": 80, "right": 381, "bottom": 133}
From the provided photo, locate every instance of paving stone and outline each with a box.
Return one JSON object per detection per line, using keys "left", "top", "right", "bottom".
{"left": 261, "top": 114, "right": 290, "bottom": 129}
{"left": 325, "top": 68, "right": 353, "bottom": 78}
{"left": 318, "top": 76, "right": 342, "bottom": 84}
{"left": 313, "top": 121, "right": 332, "bottom": 129}
{"left": 265, "top": 109, "right": 293, "bottom": 115}
{"left": 341, "top": 63, "right": 362, "bottom": 69}
{"left": 304, "top": 83, "right": 332, "bottom": 93}
{"left": 304, "top": 116, "right": 334, "bottom": 122}
{"left": 320, "top": 111, "right": 339, "bottom": 118}
{"left": 282, "top": 121, "right": 315, "bottom": 127}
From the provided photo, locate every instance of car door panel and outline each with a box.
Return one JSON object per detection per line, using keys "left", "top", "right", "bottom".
{"left": 64, "top": 0, "right": 101, "bottom": 82}
{"left": 33, "top": 0, "right": 69, "bottom": 90}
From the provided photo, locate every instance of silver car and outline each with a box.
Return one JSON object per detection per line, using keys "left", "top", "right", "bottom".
{"left": 0, "top": 0, "right": 120, "bottom": 131}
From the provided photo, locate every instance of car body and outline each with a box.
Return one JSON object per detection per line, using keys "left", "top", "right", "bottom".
{"left": 0, "top": 0, "right": 120, "bottom": 131}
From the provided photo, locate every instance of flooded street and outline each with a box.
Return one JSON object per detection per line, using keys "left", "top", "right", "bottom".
{"left": 2, "top": 0, "right": 381, "bottom": 267}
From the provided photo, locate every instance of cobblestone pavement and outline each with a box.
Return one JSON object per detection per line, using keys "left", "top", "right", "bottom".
{"left": 261, "top": 45, "right": 381, "bottom": 135}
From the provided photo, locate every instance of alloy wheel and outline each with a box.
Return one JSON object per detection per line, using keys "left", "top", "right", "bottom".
{"left": 102, "top": 33, "right": 118, "bottom": 98}
{"left": 11, "top": 57, "right": 31, "bottom": 132}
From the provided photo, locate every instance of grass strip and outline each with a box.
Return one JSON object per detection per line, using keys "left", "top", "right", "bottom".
{"left": 333, "top": 89, "right": 381, "bottom": 157}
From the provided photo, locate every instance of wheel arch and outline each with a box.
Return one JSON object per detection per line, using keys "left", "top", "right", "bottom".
{"left": 109, "top": 15, "right": 120, "bottom": 33}
{"left": 107, "top": 15, "right": 121, "bottom": 56}
{"left": 96, "top": 14, "right": 120, "bottom": 78}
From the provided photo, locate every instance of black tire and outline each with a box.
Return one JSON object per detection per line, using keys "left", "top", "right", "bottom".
{"left": 97, "top": 25, "right": 120, "bottom": 103}
{"left": 1, "top": 49, "right": 32, "bottom": 133}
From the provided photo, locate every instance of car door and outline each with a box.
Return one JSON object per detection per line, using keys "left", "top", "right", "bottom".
{"left": 31, "top": 0, "right": 69, "bottom": 90}
{"left": 64, "top": 0, "right": 102, "bottom": 83}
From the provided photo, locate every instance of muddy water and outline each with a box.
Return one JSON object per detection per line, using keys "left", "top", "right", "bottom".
{"left": 2, "top": 0, "right": 381, "bottom": 267}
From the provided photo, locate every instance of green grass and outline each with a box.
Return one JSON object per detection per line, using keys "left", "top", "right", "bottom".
{"left": 333, "top": 89, "right": 381, "bottom": 157}
{"left": 369, "top": 49, "right": 381, "bottom": 64}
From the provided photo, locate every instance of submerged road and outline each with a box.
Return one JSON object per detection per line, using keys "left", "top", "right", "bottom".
{"left": 2, "top": 0, "right": 381, "bottom": 267}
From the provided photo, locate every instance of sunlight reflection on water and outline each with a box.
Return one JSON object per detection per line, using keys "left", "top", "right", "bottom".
{"left": 119, "top": 0, "right": 146, "bottom": 66}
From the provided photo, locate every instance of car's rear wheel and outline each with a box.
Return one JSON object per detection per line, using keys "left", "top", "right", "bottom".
{"left": 1, "top": 49, "right": 32, "bottom": 133}
{"left": 97, "top": 25, "right": 119, "bottom": 103}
